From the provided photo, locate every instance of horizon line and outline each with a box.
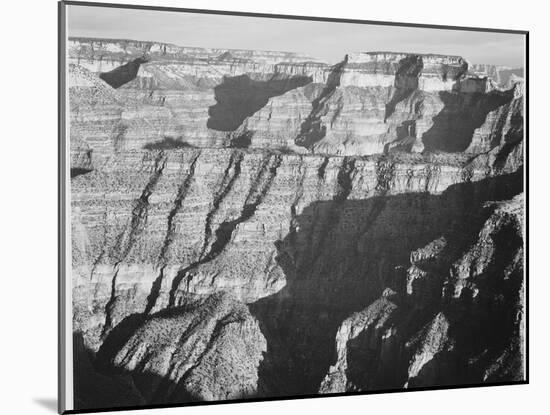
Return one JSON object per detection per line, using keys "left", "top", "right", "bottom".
{"left": 67, "top": 36, "right": 524, "bottom": 69}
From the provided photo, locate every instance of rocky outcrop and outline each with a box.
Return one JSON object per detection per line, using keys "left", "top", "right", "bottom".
{"left": 68, "top": 38, "right": 524, "bottom": 160}
{"left": 68, "top": 37, "right": 525, "bottom": 410}
{"left": 293, "top": 53, "right": 521, "bottom": 155}
{"left": 469, "top": 64, "right": 524, "bottom": 87}
{"left": 68, "top": 38, "right": 325, "bottom": 68}
{"left": 68, "top": 38, "right": 328, "bottom": 163}
{"left": 319, "top": 288, "right": 400, "bottom": 393}
{"left": 343, "top": 52, "right": 468, "bottom": 90}
{"left": 71, "top": 147, "right": 522, "bottom": 349}
{"left": 319, "top": 194, "right": 524, "bottom": 393}
{"left": 99, "top": 293, "right": 266, "bottom": 403}
{"left": 99, "top": 55, "right": 150, "bottom": 89}
{"left": 73, "top": 332, "right": 145, "bottom": 409}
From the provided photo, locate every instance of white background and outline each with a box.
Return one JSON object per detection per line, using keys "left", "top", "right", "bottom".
{"left": 0, "top": 0, "right": 545, "bottom": 413}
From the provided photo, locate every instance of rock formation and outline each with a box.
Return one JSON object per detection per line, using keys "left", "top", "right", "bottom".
{"left": 68, "top": 38, "right": 523, "bottom": 160}
{"left": 320, "top": 194, "right": 524, "bottom": 392}
{"left": 68, "top": 37, "right": 525, "bottom": 409}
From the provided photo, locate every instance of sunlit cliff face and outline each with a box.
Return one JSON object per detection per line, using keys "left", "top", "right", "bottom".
{"left": 68, "top": 37, "right": 524, "bottom": 409}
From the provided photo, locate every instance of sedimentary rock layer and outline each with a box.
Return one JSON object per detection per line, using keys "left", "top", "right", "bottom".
{"left": 68, "top": 38, "right": 524, "bottom": 160}
{"left": 69, "top": 38, "right": 525, "bottom": 409}
{"left": 320, "top": 194, "right": 524, "bottom": 392}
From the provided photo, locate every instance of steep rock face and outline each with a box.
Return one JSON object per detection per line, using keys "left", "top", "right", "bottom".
{"left": 465, "top": 81, "right": 524, "bottom": 155}
{"left": 319, "top": 288, "right": 400, "bottom": 393}
{"left": 71, "top": 146, "right": 521, "bottom": 352}
{"left": 73, "top": 332, "right": 145, "bottom": 409}
{"left": 69, "top": 38, "right": 325, "bottom": 68}
{"left": 295, "top": 53, "right": 522, "bottom": 156}
{"left": 98, "top": 293, "right": 266, "bottom": 403}
{"left": 68, "top": 39, "right": 524, "bottom": 159}
{"left": 319, "top": 194, "right": 524, "bottom": 393}
{"left": 343, "top": 52, "right": 468, "bottom": 91}
{"left": 68, "top": 38, "right": 329, "bottom": 162}
{"left": 72, "top": 152, "right": 524, "bottom": 402}
{"left": 69, "top": 38, "right": 525, "bottom": 409}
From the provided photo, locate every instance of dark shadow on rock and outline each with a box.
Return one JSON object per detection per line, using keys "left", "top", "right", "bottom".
{"left": 71, "top": 168, "right": 93, "bottom": 178}
{"left": 230, "top": 131, "right": 254, "bottom": 148}
{"left": 345, "top": 309, "right": 408, "bottom": 390}
{"left": 95, "top": 314, "right": 146, "bottom": 369}
{"left": 384, "top": 55, "right": 424, "bottom": 121}
{"left": 406, "top": 350, "right": 465, "bottom": 388}
{"left": 296, "top": 59, "right": 347, "bottom": 149}
{"left": 73, "top": 334, "right": 197, "bottom": 411}
{"left": 100, "top": 56, "right": 150, "bottom": 89}
{"left": 74, "top": 299, "right": 257, "bottom": 410}
{"left": 422, "top": 87, "right": 516, "bottom": 153}
{"left": 75, "top": 307, "right": 197, "bottom": 410}
{"left": 96, "top": 308, "right": 197, "bottom": 405}
{"left": 494, "top": 110, "right": 524, "bottom": 171}
{"left": 250, "top": 169, "right": 523, "bottom": 397}
{"left": 384, "top": 120, "right": 418, "bottom": 153}
{"left": 72, "top": 170, "right": 523, "bottom": 408}
{"left": 207, "top": 74, "right": 312, "bottom": 132}
{"left": 73, "top": 331, "right": 146, "bottom": 410}
{"left": 143, "top": 136, "right": 197, "bottom": 150}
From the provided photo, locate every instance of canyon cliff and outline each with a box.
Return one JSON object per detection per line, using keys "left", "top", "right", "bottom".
{"left": 68, "top": 37, "right": 525, "bottom": 409}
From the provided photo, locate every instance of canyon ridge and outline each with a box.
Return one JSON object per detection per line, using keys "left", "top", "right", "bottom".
{"left": 68, "top": 37, "right": 525, "bottom": 409}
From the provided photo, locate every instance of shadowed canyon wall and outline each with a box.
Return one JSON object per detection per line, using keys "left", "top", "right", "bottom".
{"left": 69, "top": 39, "right": 524, "bottom": 161}
{"left": 68, "top": 37, "right": 525, "bottom": 410}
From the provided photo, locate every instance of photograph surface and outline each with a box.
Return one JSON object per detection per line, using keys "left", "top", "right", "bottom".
{"left": 62, "top": 2, "right": 527, "bottom": 411}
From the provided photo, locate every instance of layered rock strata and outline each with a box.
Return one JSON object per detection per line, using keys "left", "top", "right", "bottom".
{"left": 69, "top": 37, "right": 525, "bottom": 410}
{"left": 68, "top": 38, "right": 524, "bottom": 161}
{"left": 97, "top": 293, "right": 267, "bottom": 403}
{"left": 320, "top": 194, "right": 524, "bottom": 392}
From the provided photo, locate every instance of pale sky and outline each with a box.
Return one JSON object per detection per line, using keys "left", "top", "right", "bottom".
{"left": 67, "top": 4, "right": 525, "bottom": 67}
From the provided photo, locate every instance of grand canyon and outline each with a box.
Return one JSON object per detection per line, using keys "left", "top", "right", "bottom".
{"left": 67, "top": 37, "right": 525, "bottom": 409}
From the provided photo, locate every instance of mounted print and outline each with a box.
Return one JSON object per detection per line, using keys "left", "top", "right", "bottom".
{"left": 58, "top": 1, "right": 528, "bottom": 413}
